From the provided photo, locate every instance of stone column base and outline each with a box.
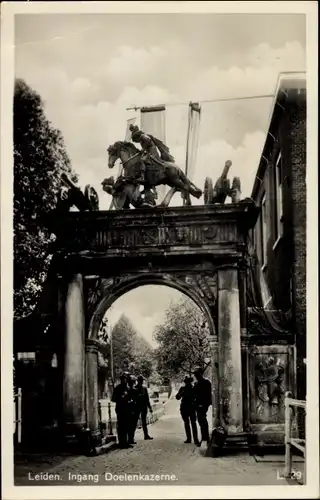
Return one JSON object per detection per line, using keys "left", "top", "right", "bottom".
{"left": 208, "top": 426, "right": 287, "bottom": 457}
{"left": 209, "top": 428, "right": 251, "bottom": 456}
{"left": 62, "top": 426, "right": 115, "bottom": 455}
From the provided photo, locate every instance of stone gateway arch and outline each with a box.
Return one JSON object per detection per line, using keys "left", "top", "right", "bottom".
{"left": 49, "top": 202, "right": 294, "bottom": 455}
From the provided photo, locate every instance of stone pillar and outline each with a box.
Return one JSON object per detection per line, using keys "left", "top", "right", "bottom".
{"left": 238, "top": 267, "right": 247, "bottom": 338}
{"left": 218, "top": 267, "right": 243, "bottom": 434}
{"left": 238, "top": 266, "right": 250, "bottom": 431}
{"left": 208, "top": 335, "right": 220, "bottom": 428}
{"left": 241, "top": 340, "right": 250, "bottom": 431}
{"left": 85, "top": 339, "right": 101, "bottom": 445}
{"left": 63, "top": 273, "right": 86, "bottom": 434}
{"left": 57, "top": 277, "right": 66, "bottom": 427}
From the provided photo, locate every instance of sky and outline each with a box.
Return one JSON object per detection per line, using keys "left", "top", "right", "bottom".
{"left": 106, "top": 285, "right": 195, "bottom": 348}
{"left": 15, "top": 13, "right": 306, "bottom": 347}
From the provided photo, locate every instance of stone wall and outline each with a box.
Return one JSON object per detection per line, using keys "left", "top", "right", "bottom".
{"left": 286, "top": 94, "right": 307, "bottom": 399}
{"left": 252, "top": 90, "right": 306, "bottom": 401}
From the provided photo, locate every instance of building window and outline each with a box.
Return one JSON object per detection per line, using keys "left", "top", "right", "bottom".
{"left": 17, "top": 352, "right": 36, "bottom": 362}
{"left": 274, "top": 152, "right": 283, "bottom": 242}
{"left": 51, "top": 353, "right": 58, "bottom": 368}
{"left": 260, "top": 192, "right": 268, "bottom": 268}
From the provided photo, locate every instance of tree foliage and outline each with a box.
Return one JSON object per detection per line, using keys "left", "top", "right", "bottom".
{"left": 131, "top": 335, "right": 154, "bottom": 379}
{"left": 14, "top": 78, "right": 78, "bottom": 318}
{"left": 111, "top": 314, "right": 137, "bottom": 379}
{"left": 154, "top": 297, "right": 211, "bottom": 379}
{"left": 98, "top": 314, "right": 154, "bottom": 383}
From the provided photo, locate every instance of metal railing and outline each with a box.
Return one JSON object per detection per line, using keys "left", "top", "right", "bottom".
{"left": 108, "top": 402, "right": 113, "bottom": 435}
{"left": 98, "top": 400, "right": 114, "bottom": 436}
{"left": 284, "top": 391, "right": 306, "bottom": 481}
{"left": 136, "top": 401, "right": 166, "bottom": 428}
{"left": 13, "top": 388, "right": 22, "bottom": 444}
{"left": 99, "top": 398, "right": 168, "bottom": 435}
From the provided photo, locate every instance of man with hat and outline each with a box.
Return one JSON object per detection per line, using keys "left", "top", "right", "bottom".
{"left": 111, "top": 372, "right": 133, "bottom": 449}
{"left": 176, "top": 376, "right": 200, "bottom": 446}
{"left": 132, "top": 375, "right": 153, "bottom": 441}
{"left": 193, "top": 367, "right": 212, "bottom": 446}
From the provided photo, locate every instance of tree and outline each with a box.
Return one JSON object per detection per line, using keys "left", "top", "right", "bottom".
{"left": 110, "top": 316, "right": 155, "bottom": 380}
{"left": 14, "top": 78, "right": 78, "bottom": 318}
{"left": 131, "top": 335, "right": 154, "bottom": 379}
{"left": 98, "top": 314, "right": 156, "bottom": 394}
{"left": 110, "top": 314, "right": 137, "bottom": 380}
{"left": 154, "top": 297, "right": 211, "bottom": 379}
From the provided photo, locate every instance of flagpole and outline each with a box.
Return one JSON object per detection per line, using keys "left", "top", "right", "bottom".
{"left": 185, "top": 103, "right": 192, "bottom": 179}
{"left": 184, "top": 102, "right": 201, "bottom": 206}
{"left": 183, "top": 104, "right": 192, "bottom": 206}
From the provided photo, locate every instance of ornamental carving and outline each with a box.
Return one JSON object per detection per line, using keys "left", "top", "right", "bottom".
{"left": 64, "top": 222, "right": 240, "bottom": 252}
{"left": 140, "top": 228, "right": 159, "bottom": 245}
{"left": 254, "top": 354, "right": 287, "bottom": 423}
{"left": 85, "top": 277, "right": 103, "bottom": 328}
{"left": 202, "top": 225, "right": 218, "bottom": 241}
{"left": 174, "top": 226, "right": 190, "bottom": 243}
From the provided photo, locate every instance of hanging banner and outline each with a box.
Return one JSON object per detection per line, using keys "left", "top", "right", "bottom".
{"left": 140, "top": 105, "right": 167, "bottom": 200}
{"left": 125, "top": 117, "right": 137, "bottom": 142}
{"left": 185, "top": 102, "right": 201, "bottom": 181}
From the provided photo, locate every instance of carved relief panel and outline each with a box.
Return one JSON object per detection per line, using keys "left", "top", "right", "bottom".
{"left": 84, "top": 277, "right": 103, "bottom": 334}
{"left": 101, "top": 223, "right": 237, "bottom": 249}
{"left": 248, "top": 345, "right": 295, "bottom": 425}
{"left": 61, "top": 219, "right": 239, "bottom": 252}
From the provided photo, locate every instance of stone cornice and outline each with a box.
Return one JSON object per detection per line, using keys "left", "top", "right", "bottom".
{"left": 51, "top": 203, "right": 258, "bottom": 268}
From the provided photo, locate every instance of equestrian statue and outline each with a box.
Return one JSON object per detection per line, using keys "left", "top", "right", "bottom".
{"left": 102, "top": 124, "right": 202, "bottom": 209}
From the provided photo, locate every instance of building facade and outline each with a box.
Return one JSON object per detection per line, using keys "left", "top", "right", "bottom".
{"left": 251, "top": 73, "right": 306, "bottom": 399}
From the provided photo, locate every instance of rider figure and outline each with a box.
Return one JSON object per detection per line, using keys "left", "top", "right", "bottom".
{"left": 129, "top": 124, "right": 175, "bottom": 184}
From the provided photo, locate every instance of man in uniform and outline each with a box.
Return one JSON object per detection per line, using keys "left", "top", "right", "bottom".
{"left": 111, "top": 373, "right": 133, "bottom": 449}
{"left": 176, "top": 376, "right": 200, "bottom": 446}
{"left": 127, "top": 375, "right": 138, "bottom": 445}
{"left": 132, "top": 375, "right": 153, "bottom": 441}
{"left": 193, "top": 367, "right": 212, "bottom": 446}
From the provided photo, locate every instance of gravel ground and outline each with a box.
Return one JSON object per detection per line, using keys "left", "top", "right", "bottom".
{"left": 15, "top": 398, "right": 303, "bottom": 486}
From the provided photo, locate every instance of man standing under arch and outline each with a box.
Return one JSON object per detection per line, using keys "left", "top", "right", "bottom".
{"left": 176, "top": 376, "right": 200, "bottom": 446}
{"left": 132, "top": 375, "right": 153, "bottom": 442}
{"left": 112, "top": 373, "right": 133, "bottom": 449}
{"left": 193, "top": 367, "right": 212, "bottom": 446}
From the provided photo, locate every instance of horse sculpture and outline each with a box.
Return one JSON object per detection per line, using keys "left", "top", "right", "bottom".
{"left": 102, "top": 141, "right": 202, "bottom": 209}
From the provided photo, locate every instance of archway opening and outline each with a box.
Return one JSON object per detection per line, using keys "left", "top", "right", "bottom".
{"left": 97, "top": 284, "right": 213, "bottom": 394}
{"left": 93, "top": 284, "right": 215, "bottom": 431}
